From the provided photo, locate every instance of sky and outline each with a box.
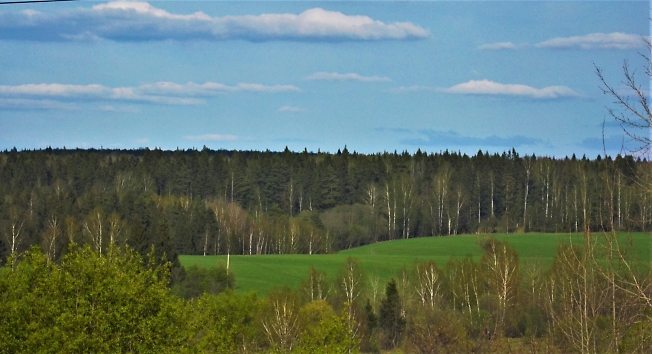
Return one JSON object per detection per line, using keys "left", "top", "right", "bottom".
{"left": 0, "top": 0, "right": 649, "bottom": 157}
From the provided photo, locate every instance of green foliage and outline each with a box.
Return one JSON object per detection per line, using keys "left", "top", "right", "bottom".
{"left": 298, "top": 300, "right": 336, "bottom": 331}
{"left": 186, "top": 290, "right": 263, "bottom": 353}
{"left": 170, "top": 263, "right": 235, "bottom": 299}
{"left": 619, "top": 318, "right": 652, "bottom": 353}
{"left": 294, "top": 303, "right": 360, "bottom": 354}
{"left": 0, "top": 245, "right": 188, "bottom": 353}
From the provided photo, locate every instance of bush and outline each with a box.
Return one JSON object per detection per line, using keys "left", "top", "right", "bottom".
{"left": 170, "top": 263, "right": 235, "bottom": 299}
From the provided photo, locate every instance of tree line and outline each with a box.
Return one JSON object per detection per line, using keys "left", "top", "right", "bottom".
{"left": 1, "top": 147, "right": 650, "bottom": 264}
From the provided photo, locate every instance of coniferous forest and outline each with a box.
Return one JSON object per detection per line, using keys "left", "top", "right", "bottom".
{"left": 1, "top": 147, "right": 652, "bottom": 353}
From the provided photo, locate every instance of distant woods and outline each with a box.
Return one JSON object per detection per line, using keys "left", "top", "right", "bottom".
{"left": 0, "top": 147, "right": 650, "bottom": 263}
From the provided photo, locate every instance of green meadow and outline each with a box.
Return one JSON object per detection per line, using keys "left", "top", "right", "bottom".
{"left": 179, "top": 232, "right": 651, "bottom": 296}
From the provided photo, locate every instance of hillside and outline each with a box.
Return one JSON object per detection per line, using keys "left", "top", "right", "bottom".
{"left": 180, "top": 232, "right": 651, "bottom": 296}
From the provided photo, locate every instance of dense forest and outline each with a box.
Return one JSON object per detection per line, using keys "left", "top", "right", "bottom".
{"left": 0, "top": 147, "right": 649, "bottom": 265}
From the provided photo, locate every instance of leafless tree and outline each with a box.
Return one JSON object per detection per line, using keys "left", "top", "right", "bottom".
{"left": 480, "top": 239, "right": 520, "bottom": 335}
{"left": 596, "top": 36, "right": 651, "bottom": 155}
{"left": 338, "top": 257, "right": 364, "bottom": 335}
{"left": 262, "top": 292, "right": 300, "bottom": 351}
{"left": 415, "top": 260, "right": 443, "bottom": 309}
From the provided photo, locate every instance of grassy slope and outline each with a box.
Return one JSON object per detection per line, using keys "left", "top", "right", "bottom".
{"left": 179, "top": 232, "right": 651, "bottom": 296}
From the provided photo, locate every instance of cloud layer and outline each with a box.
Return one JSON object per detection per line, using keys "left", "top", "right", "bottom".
{"left": 478, "top": 33, "right": 646, "bottom": 51}
{"left": 0, "top": 81, "right": 300, "bottom": 107}
{"left": 401, "top": 129, "right": 547, "bottom": 148}
{"left": 477, "top": 42, "right": 519, "bottom": 50}
{"left": 0, "top": 1, "right": 430, "bottom": 42}
{"left": 304, "top": 72, "right": 391, "bottom": 82}
{"left": 535, "top": 32, "right": 645, "bottom": 50}
{"left": 440, "top": 79, "right": 579, "bottom": 99}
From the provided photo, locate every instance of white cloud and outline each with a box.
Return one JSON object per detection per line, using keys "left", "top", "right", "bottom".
{"left": 0, "top": 83, "right": 110, "bottom": 97}
{"left": 536, "top": 32, "right": 646, "bottom": 50}
{"left": 135, "top": 138, "right": 150, "bottom": 144}
{"left": 0, "top": 83, "right": 203, "bottom": 105}
{"left": 99, "top": 105, "right": 141, "bottom": 113}
{"left": 388, "top": 85, "right": 433, "bottom": 93}
{"left": 304, "top": 72, "right": 391, "bottom": 82}
{"left": 0, "top": 1, "right": 430, "bottom": 42}
{"left": 0, "top": 81, "right": 299, "bottom": 107}
{"left": 183, "top": 134, "right": 238, "bottom": 141}
{"left": 0, "top": 98, "right": 78, "bottom": 110}
{"left": 278, "top": 106, "right": 306, "bottom": 113}
{"left": 137, "top": 82, "right": 301, "bottom": 96}
{"left": 439, "top": 79, "right": 580, "bottom": 99}
{"left": 477, "top": 42, "right": 519, "bottom": 50}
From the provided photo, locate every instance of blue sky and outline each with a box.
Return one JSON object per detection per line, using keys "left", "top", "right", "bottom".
{"left": 0, "top": 0, "right": 648, "bottom": 157}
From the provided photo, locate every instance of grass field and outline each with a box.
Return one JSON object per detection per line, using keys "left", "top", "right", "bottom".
{"left": 179, "top": 232, "right": 651, "bottom": 296}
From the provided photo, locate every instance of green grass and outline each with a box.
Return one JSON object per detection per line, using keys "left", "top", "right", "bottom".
{"left": 179, "top": 232, "right": 651, "bottom": 296}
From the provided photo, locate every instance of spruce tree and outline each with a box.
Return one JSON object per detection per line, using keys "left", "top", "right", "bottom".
{"left": 379, "top": 278, "right": 405, "bottom": 349}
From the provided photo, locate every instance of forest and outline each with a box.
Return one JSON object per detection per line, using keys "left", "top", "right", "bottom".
{"left": 0, "top": 147, "right": 651, "bottom": 352}
{"left": 0, "top": 147, "right": 648, "bottom": 264}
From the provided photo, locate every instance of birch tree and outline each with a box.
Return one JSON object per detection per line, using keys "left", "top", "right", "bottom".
{"left": 544, "top": 238, "right": 605, "bottom": 354}
{"left": 384, "top": 181, "right": 397, "bottom": 240}
{"left": 3, "top": 206, "right": 24, "bottom": 256}
{"left": 262, "top": 290, "right": 300, "bottom": 352}
{"left": 415, "top": 260, "right": 443, "bottom": 308}
{"left": 446, "top": 256, "right": 481, "bottom": 317}
{"left": 338, "top": 257, "right": 364, "bottom": 332}
{"left": 64, "top": 216, "right": 79, "bottom": 245}
{"left": 42, "top": 215, "right": 59, "bottom": 263}
{"left": 364, "top": 183, "right": 381, "bottom": 242}
{"left": 480, "top": 238, "right": 520, "bottom": 335}
{"left": 523, "top": 156, "right": 533, "bottom": 230}
{"left": 300, "top": 267, "right": 330, "bottom": 302}
{"left": 535, "top": 158, "right": 554, "bottom": 223}
{"left": 207, "top": 198, "right": 227, "bottom": 255}
{"left": 108, "top": 212, "right": 124, "bottom": 246}
{"left": 83, "top": 208, "right": 105, "bottom": 254}
{"left": 450, "top": 184, "right": 466, "bottom": 235}
{"left": 431, "top": 165, "right": 451, "bottom": 235}
{"left": 397, "top": 175, "right": 415, "bottom": 239}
